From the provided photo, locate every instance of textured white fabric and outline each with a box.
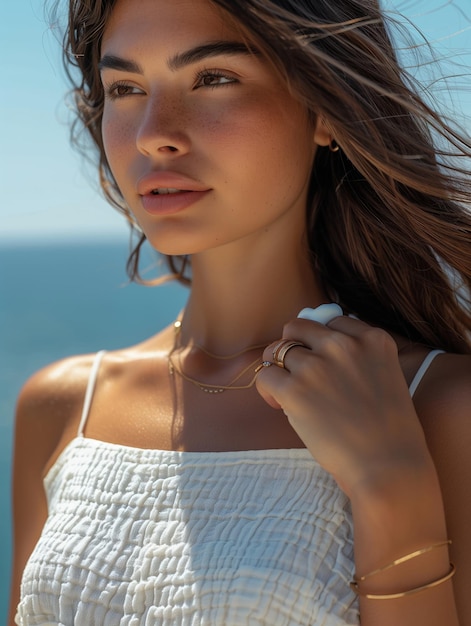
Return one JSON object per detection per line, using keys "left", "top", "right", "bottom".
{"left": 16, "top": 348, "right": 442, "bottom": 625}
{"left": 16, "top": 438, "right": 359, "bottom": 625}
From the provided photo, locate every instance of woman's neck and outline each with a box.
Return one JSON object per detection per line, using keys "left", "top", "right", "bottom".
{"left": 179, "top": 238, "right": 327, "bottom": 354}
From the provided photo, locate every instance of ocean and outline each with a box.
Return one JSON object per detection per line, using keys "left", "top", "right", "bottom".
{"left": 0, "top": 238, "right": 188, "bottom": 623}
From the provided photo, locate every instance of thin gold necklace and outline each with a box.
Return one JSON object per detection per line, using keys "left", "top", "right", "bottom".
{"left": 168, "top": 352, "right": 263, "bottom": 393}
{"left": 169, "top": 320, "right": 266, "bottom": 393}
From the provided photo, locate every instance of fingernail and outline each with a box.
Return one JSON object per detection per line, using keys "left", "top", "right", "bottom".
{"left": 297, "top": 303, "right": 343, "bottom": 325}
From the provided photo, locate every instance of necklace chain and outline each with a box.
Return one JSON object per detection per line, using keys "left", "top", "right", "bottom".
{"left": 168, "top": 353, "right": 263, "bottom": 393}
{"left": 169, "top": 320, "right": 266, "bottom": 393}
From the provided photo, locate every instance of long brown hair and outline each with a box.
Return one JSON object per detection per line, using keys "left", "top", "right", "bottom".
{"left": 51, "top": 0, "right": 471, "bottom": 352}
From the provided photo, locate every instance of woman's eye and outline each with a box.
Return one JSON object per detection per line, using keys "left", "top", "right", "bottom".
{"left": 195, "top": 71, "right": 237, "bottom": 89}
{"left": 105, "top": 82, "right": 143, "bottom": 100}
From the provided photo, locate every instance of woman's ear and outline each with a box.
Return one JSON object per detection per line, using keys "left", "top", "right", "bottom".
{"left": 313, "top": 116, "right": 334, "bottom": 147}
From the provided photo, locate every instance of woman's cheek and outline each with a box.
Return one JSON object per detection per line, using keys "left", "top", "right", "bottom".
{"left": 102, "top": 117, "right": 136, "bottom": 181}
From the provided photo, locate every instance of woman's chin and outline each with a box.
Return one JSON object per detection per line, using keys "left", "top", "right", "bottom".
{"left": 143, "top": 236, "right": 198, "bottom": 258}
{"left": 142, "top": 229, "right": 223, "bottom": 258}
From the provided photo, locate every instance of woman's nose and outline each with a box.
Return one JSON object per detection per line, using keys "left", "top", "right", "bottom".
{"left": 136, "top": 95, "right": 191, "bottom": 157}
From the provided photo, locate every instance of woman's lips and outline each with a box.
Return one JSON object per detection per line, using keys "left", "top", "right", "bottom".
{"left": 137, "top": 171, "right": 211, "bottom": 215}
{"left": 141, "top": 189, "right": 211, "bottom": 215}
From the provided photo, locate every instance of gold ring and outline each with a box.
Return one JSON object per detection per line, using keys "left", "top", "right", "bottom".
{"left": 271, "top": 340, "right": 289, "bottom": 362}
{"left": 272, "top": 340, "right": 306, "bottom": 369}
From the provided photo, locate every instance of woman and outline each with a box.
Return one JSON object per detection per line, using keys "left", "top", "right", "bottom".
{"left": 10, "top": 0, "right": 471, "bottom": 624}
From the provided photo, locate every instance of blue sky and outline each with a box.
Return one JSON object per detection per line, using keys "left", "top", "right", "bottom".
{"left": 1, "top": 0, "right": 470, "bottom": 243}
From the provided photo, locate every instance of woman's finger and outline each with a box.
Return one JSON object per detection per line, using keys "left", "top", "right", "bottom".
{"left": 254, "top": 361, "right": 289, "bottom": 410}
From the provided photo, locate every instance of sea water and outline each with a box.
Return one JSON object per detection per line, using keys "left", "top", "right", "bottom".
{"left": 0, "top": 238, "right": 188, "bottom": 623}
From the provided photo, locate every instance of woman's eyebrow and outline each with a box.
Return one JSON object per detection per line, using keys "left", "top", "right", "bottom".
{"left": 168, "top": 41, "right": 259, "bottom": 70}
{"left": 98, "top": 55, "right": 142, "bottom": 73}
{"left": 98, "top": 41, "right": 259, "bottom": 74}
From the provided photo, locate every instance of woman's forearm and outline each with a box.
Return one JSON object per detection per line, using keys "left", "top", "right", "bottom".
{"left": 350, "top": 460, "right": 459, "bottom": 626}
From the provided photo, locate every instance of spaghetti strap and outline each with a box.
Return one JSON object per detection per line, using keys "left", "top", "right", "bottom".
{"left": 77, "top": 350, "right": 107, "bottom": 437}
{"left": 409, "top": 349, "right": 445, "bottom": 398}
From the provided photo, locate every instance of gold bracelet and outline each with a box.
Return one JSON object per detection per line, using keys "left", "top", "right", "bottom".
{"left": 353, "top": 540, "right": 451, "bottom": 582}
{"left": 349, "top": 563, "right": 455, "bottom": 600}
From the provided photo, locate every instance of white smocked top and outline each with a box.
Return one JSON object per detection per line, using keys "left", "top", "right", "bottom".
{"left": 15, "top": 349, "right": 444, "bottom": 626}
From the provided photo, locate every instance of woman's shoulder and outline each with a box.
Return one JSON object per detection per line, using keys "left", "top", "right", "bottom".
{"left": 15, "top": 327, "right": 176, "bottom": 466}
{"left": 14, "top": 348, "right": 139, "bottom": 478}
{"left": 411, "top": 351, "right": 471, "bottom": 450}
{"left": 17, "top": 353, "right": 99, "bottom": 419}
{"left": 16, "top": 325, "right": 174, "bottom": 420}
{"left": 414, "top": 351, "right": 471, "bottom": 421}
{"left": 413, "top": 351, "right": 470, "bottom": 517}
{"left": 399, "top": 347, "right": 471, "bottom": 490}
{"left": 14, "top": 353, "right": 101, "bottom": 469}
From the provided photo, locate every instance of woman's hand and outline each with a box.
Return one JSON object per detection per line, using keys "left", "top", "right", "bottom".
{"left": 256, "top": 307, "right": 469, "bottom": 626}
{"left": 255, "top": 310, "right": 434, "bottom": 499}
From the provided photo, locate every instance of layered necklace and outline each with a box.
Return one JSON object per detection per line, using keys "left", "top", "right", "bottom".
{"left": 168, "top": 320, "right": 267, "bottom": 393}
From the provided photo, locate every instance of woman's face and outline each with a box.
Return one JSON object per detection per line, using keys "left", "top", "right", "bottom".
{"left": 100, "top": 0, "right": 328, "bottom": 256}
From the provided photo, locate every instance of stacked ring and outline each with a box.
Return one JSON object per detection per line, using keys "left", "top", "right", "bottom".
{"left": 272, "top": 340, "right": 307, "bottom": 369}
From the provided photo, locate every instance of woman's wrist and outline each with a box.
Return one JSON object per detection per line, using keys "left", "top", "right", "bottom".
{"left": 349, "top": 457, "right": 450, "bottom": 591}
{"left": 348, "top": 461, "right": 460, "bottom": 625}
